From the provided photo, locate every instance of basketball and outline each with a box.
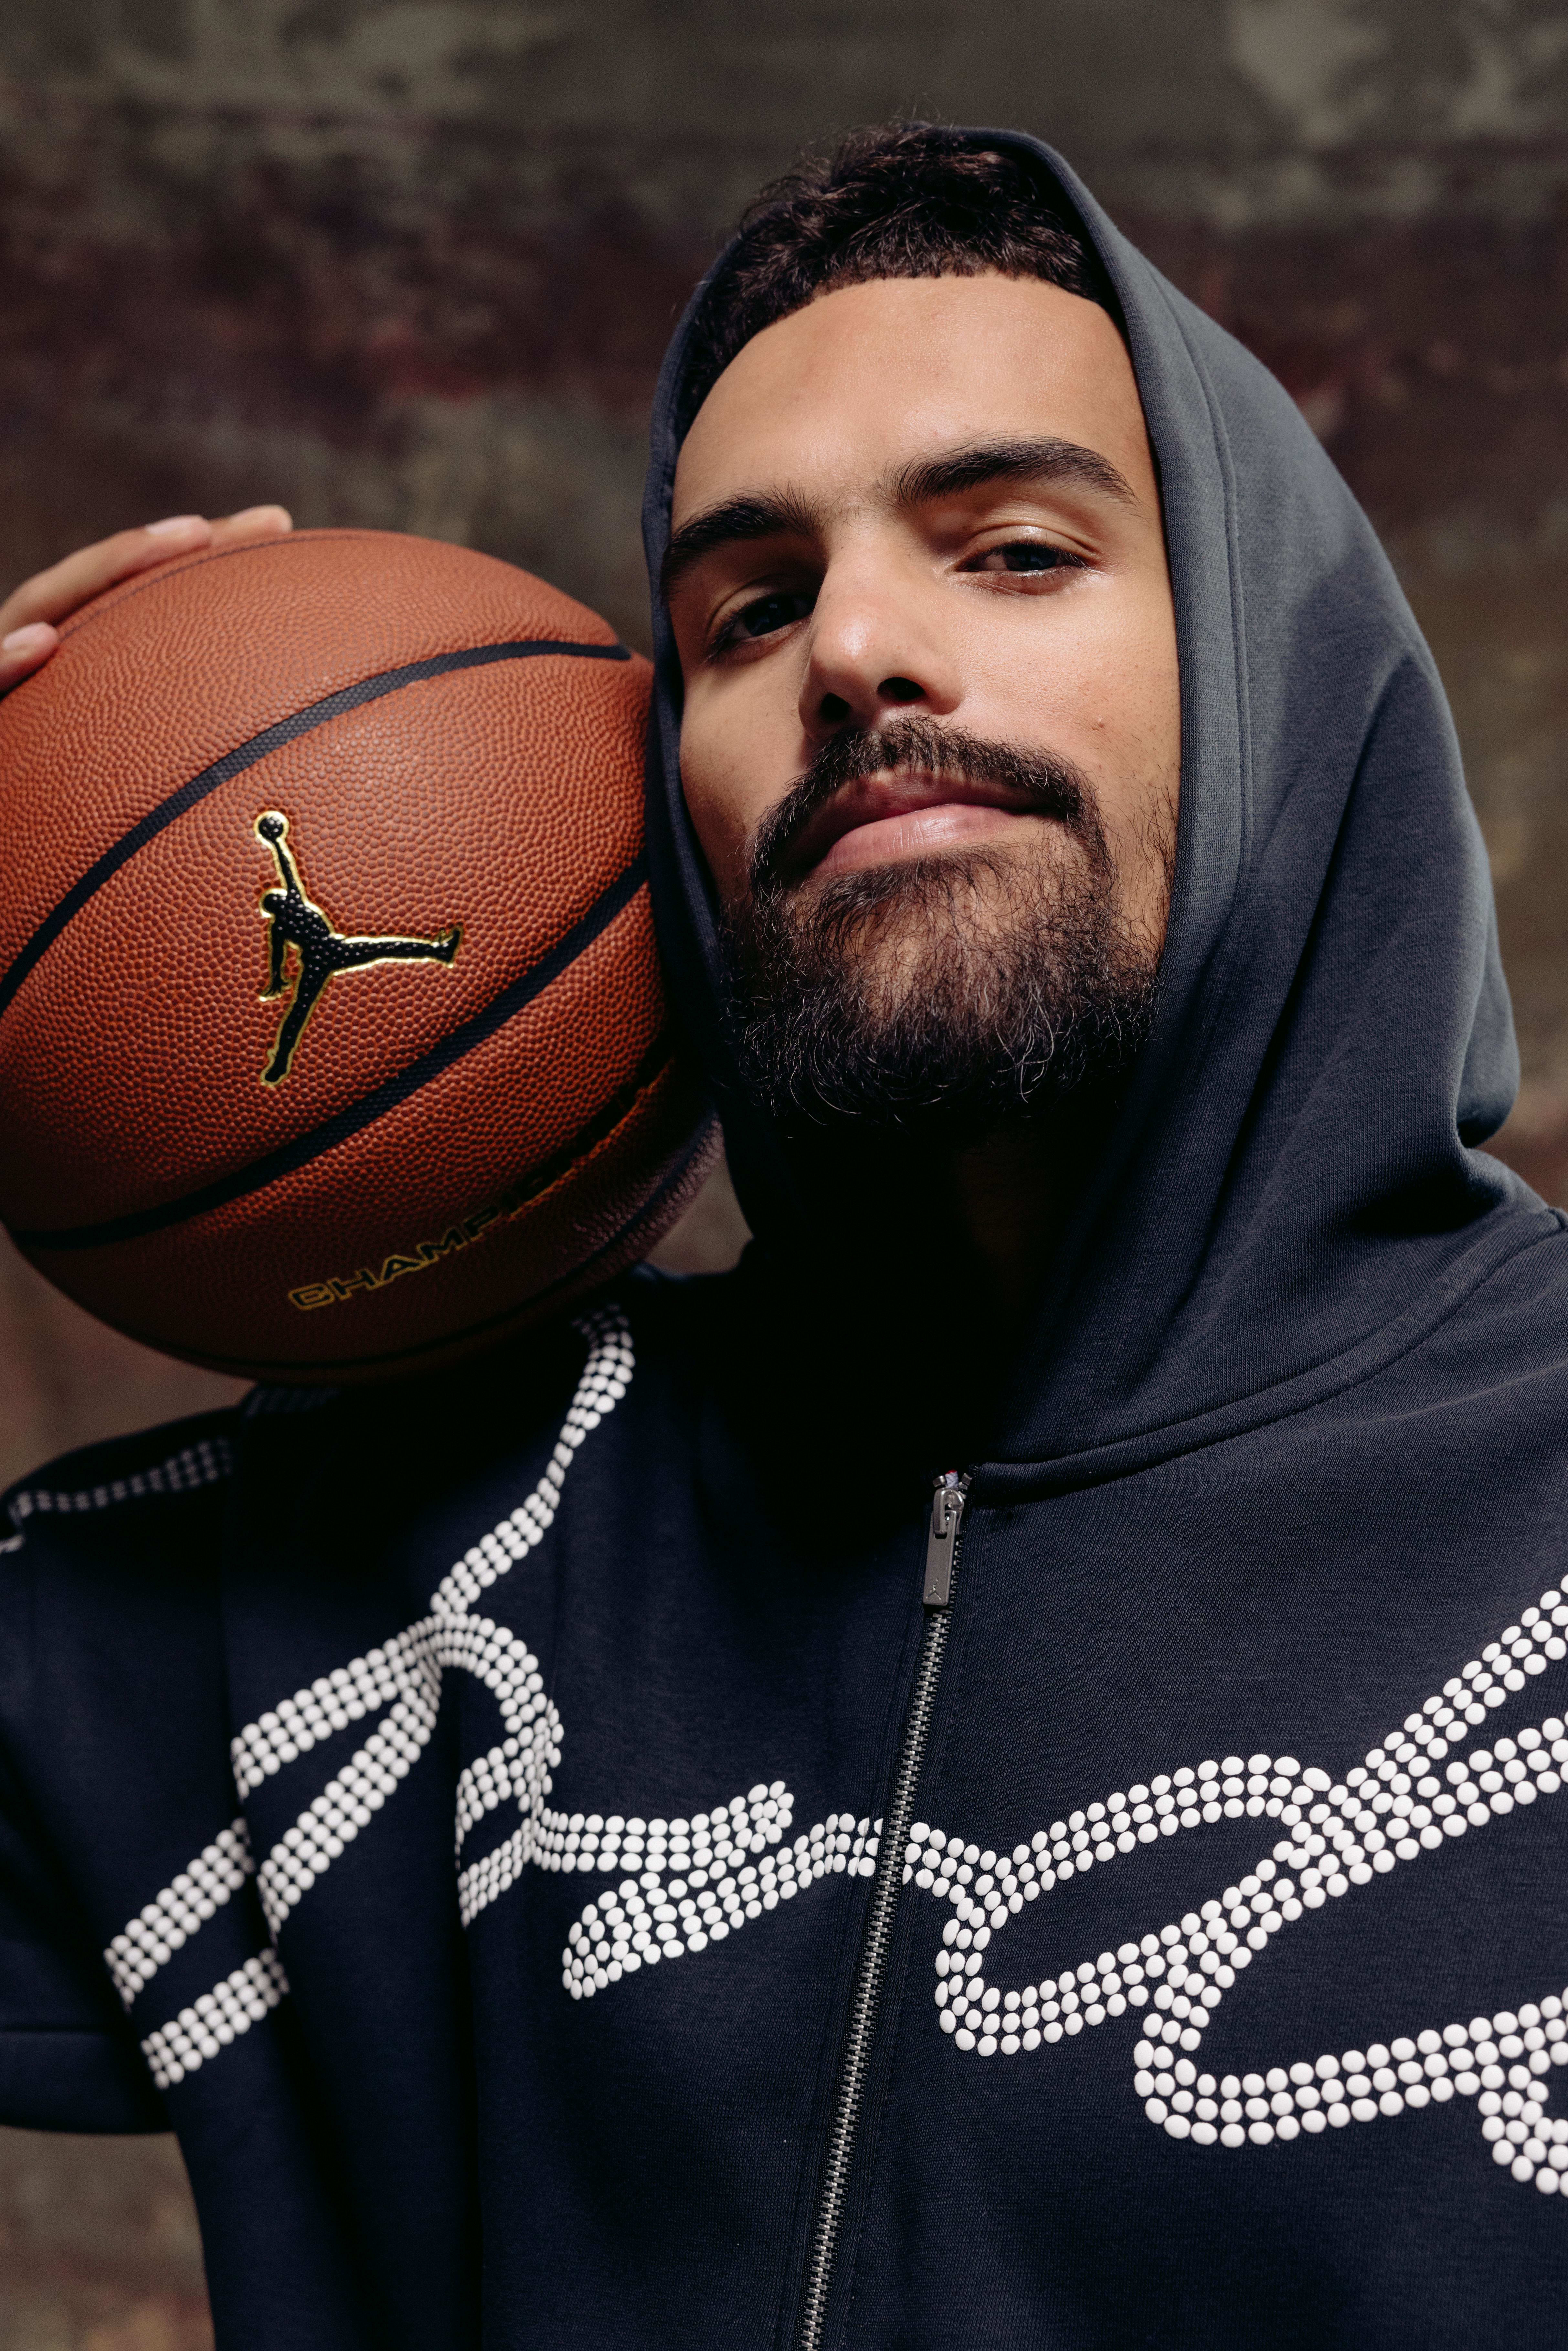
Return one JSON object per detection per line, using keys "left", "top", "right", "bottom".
{"left": 0, "top": 529, "right": 714, "bottom": 1380}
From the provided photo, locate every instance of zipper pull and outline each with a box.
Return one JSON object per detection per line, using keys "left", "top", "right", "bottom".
{"left": 922, "top": 1473, "right": 967, "bottom": 1609}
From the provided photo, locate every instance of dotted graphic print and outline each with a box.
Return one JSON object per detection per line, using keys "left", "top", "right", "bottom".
{"left": 894, "top": 1594, "right": 1568, "bottom": 2206}
{"left": 96, "top": 1308, "right": 630, "bottom": 2088}
{"left": 104, "top": 1819, "right": 255, "bottom": 2006}
{"left": 140, "top": 1950, "right": 290, "bottom": 2090}
{"left": 552, "top": 1499, "right": 1568, "bottom": 2211}
{"left": 559, "top": 1804, "right": 874, "bottom": 1998}
{"left": 0, "top": 1435, "right": 232, "bottom": 1555}
{"left": 242, "top": 1385, "right": 341, "bottom": 1419}
{"left": 60, "top": 1330, "right": 1568, "bottom": 2221}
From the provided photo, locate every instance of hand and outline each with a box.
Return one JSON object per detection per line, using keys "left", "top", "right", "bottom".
{"left": 0, "top": 506, "right": 293, "bottom": 694}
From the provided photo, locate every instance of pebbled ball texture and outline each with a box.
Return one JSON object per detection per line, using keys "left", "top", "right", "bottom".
{"left": 0, "top": 529, "right": 714, "bottom": 1380}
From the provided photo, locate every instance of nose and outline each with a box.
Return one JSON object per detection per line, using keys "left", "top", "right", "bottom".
{"left": 797, "top": 557, "right": 962, "bottom": 742}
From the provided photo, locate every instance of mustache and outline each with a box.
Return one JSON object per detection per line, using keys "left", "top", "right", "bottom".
{"left": 747, "top": 716, "right": 1098, "bottom": 896}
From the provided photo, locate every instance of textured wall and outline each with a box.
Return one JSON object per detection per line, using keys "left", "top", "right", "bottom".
{"left": 0, "top": 2129, "right": 209, "bottom": 2350}
{"left": 0, "top": 2, "right": 1565, "bottom": 2337}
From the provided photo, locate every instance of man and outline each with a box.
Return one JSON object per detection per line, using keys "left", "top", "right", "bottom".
{"left": 2, "top": 124, "right": 1566, "bottom": 2350}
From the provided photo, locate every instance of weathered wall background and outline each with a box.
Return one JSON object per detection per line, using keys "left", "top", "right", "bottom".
{"left": 0, "top": 0, "right": 1565, "bottom": 2338}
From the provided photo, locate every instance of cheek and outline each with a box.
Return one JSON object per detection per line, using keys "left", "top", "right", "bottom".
{"left": 677, "top": 682, "right": 794, "bottom": 906}
{"left": 979, "top": 580, "right": 1180, "bottom": 779}
{"left": 677, "top": 734, "right": 751, "bottom": 909}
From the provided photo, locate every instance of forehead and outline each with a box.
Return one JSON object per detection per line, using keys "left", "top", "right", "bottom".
{"left": 673, "top": 272, "right": 1154, "bottom": 523}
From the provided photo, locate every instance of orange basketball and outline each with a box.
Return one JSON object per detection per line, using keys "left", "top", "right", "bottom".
{"left": 0, "top": 529, "right": 714, "bottom": 1380}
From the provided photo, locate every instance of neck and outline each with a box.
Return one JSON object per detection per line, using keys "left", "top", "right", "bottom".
{"left": 947, "top": 1124, "right": 1087, "bottom": 1348}
{"left": 790, "top": 1102, "right": 1111, "bottom": 1422}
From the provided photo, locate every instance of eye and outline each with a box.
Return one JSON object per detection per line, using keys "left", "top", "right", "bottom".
{"left": 713, "top": 586, "right": 815, "bottom": 652}
{"left": 968, "top": 540, "right": 1086, "bottom": 577}
{"left": 710, "top": 585, "right": 818, "bottom": 653}
{"left": 738, "top": 589, "right": 813, "bottom": 637}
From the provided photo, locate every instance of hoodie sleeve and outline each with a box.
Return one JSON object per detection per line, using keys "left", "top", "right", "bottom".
{"left": 0, "top": 1412, "right": 239, "bottom": 2133}
{"left": 0, "top": 1732, "right": 166, "bottom": 2131}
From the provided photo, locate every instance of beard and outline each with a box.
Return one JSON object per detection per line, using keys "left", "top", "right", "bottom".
{"left": 720, "top": 716, "right": 1168, "bottom": 1153}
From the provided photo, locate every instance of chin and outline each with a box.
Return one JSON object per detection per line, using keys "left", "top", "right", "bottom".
{"left": 723, "top": 821, "right": 1162, "bottom": 1146}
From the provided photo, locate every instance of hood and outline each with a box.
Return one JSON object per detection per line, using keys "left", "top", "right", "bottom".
{"left": 641, "top": 128, "right": 1543, "bottom": 1482}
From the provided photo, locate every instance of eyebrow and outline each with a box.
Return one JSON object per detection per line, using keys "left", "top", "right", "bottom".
{"left": 661, "top": 490, "right": 820, "bottom": 599}
{"left": 890, "top": 435, "right": 1137, "bottom": 510}
{"left": 661, "top": 435, "right": 1137, "bottom": 601}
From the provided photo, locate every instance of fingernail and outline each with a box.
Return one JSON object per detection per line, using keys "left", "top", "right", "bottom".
{"left": 145, "top": 514, "right": 205, "bottom": 537}
{"left": 232, "top": 504, "right": 292, "bottom": 529}
{"left": 2, "top": 623, "right": 54, "bottom": 653}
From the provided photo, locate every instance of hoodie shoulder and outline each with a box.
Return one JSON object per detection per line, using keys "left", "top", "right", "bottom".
{"left": 0, "top": 1405, "right": 241, "bottom": 1570}
{"left": 0, "top": 1407, "right": 243, "bottom": 2134}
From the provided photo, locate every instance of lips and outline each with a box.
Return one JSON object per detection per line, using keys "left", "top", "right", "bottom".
{"left": 785, "top": 769, "right": 1046, "bottom": 881}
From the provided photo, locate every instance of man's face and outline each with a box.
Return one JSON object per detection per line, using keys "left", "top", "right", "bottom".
{"left": 665, "top": 271, "right": 1181, "bottom": 1142}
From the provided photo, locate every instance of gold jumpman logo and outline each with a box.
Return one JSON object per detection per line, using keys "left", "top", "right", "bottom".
{"left": 255, "top": 810, "right": 461, "bottom": 1086}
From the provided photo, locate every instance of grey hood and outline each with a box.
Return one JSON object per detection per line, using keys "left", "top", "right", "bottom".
{"left": 641, "top": 129, "right": 1540, "bottom": 1479}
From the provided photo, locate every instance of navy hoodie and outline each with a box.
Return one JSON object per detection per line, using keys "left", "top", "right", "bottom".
{"left": 5, "top": 131, "right": 1568, "bottom": 2349}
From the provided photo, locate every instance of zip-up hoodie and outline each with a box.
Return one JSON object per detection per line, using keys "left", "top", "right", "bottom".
{"left": 5, "top": 130, "right": 1568, "bottom": 2350}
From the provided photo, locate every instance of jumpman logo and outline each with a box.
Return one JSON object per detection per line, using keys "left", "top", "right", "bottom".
{"left": 255, "top": 810, "right": 461, "bottom": 1085}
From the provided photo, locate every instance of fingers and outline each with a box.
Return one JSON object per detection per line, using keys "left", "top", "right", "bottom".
{"left": 210, "top": 504, "right": 293, "bottom": 553}
{"left": 0, "top": 504, "right": 293, "bottom": 694}
{"left": 0, "top": 620, "right": 60, "bottom": 696}
{"left": 0, "top": 516, "right": 214, "bottom": 639}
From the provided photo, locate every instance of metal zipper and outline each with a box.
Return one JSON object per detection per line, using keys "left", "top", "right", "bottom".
{"left": 795, "top": 1471, "right": 970, "bottom": 2351}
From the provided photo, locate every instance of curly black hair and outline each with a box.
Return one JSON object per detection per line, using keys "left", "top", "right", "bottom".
{"left": 677, "top": 123, "right": 1117, "bottom": 436}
